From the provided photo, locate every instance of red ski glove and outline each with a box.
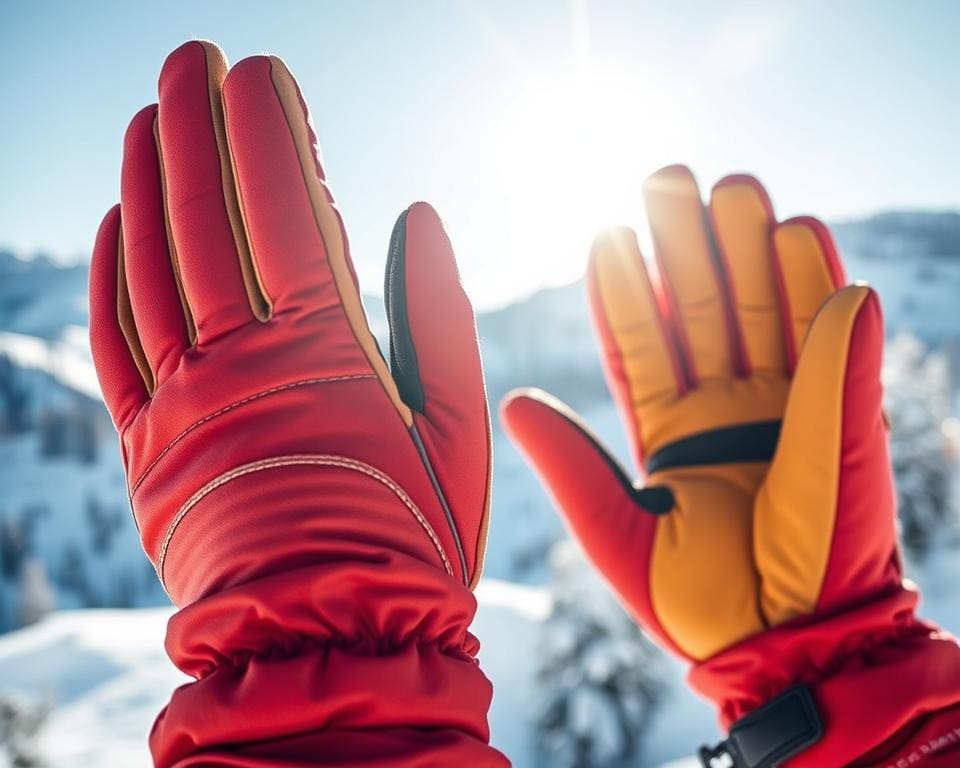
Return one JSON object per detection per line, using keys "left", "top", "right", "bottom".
{"left": 90, "top": 40, "right": 503, "bottom": 767}
{"left": 502, "top": 166, "right": 960, "bottom": 767}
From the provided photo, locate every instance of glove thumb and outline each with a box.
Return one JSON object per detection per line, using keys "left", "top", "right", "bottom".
{"left": 384, "top": 202, "right": 491, "bottom": 588}
{"left": 500, "top": 388, "right": 674, "bottom": 623}
{"left": 756, "top": 285, "right": 899, "bottom": 626}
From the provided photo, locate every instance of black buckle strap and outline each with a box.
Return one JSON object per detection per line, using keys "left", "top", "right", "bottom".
{"left": 698, "top": 685, "right": 823, "bottom": 768}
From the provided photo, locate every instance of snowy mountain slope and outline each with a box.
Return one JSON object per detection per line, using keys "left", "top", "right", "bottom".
{"left": 0, "top": 252, "right": 88, "bottom": 341}
{"left": 0, "top": 580, "right": 716, "bottom": 768}
{"left": 0, "top": 334, "right": 164, "bottom": 632}
{"left": 4, "top": 547, "right": 960, "bottom": 768}
{"left": 0, "top": 584, "right": 549, "bottom": 767}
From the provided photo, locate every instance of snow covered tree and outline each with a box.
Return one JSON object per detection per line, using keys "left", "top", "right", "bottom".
{"left": 85, "top": 494, "right": 122, "bottom": 556}
{"left": 0, "top": 357, "right": 32, "bottom": 435}
{"left": 17, "top": 559, "right": 54, "bottom": 628}
{"left": 0, "top": 519, "right": 26, "bottom": 582}
{"left": 0, "top": 693, "right": 48, "bottom": 767}
{"left": 536, "top": 541, "right": 663, "bottom": 767}
{"left": 883, "top": 333, "right": 958, "bottom": 556}
{"left": 38, "top": 409, "right": 68, "bottom": 459}
{"left": 55, "top": 544, "right": 97, "bottom": 607}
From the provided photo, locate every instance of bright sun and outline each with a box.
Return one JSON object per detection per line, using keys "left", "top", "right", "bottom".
{"left": 481, "top": 64, "right": 695, "bottom": 299}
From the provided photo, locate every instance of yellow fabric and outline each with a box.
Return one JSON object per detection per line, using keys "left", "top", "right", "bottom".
{"left": 641, "top": 376, "right": 788, "bottom": 459}
{"left": 268, "top": 57, "right": 414, "bottom": 428}
{"left": 650, "top": 463, "right": 767, "bottom": 659}
{"left": 755, "top": 285, "right": 869, "bottom": 625}
{"left": 773, "top": 223, "right": 839, "bottom": 360}
{"left": 643, "top": 167, "right": 732, "bottom": 380}
{"left": 710, "top": 182, "right": 785, "bottom": 373}
{"left": 591, "top": 228, "right": 680, "bottom": 412}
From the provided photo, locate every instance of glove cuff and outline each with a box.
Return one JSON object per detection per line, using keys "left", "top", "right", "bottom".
{"left": 151, "top": 551, "right": 506, "bottom": 767}
{"left": 689, "top": 585, "right": 960, "bottom": 766}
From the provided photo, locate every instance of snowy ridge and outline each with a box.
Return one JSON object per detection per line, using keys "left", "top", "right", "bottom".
{"left": 0, "top": 330, "right": 100, "bottom": 400}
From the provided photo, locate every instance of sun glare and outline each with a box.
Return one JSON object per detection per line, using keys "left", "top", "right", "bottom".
{"left": 485, "top": 64, "right": 694, "bottom": 297}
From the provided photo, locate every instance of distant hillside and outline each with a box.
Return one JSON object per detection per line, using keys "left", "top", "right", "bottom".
{"left": 833, "top": 211, "right": 960, "bottom": 260}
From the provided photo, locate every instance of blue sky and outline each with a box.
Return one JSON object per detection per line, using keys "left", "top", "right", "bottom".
{"left": 1, "top": 0, "right": 958, "bottom": 308}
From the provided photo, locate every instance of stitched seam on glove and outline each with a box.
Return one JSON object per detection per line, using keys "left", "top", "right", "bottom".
{"left": 130, "top": 373, "right": 378, "bottom": 493}
{"left": 157, "top": 453, "right": 454, "bottom": 586}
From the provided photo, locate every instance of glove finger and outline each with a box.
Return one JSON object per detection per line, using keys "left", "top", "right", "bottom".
{"left": 384, "top": 202, "right": 490, "bottom": 588}
{"left": 772, "top": 216, "right": 846, "bottom": 374}
{"left": 89, "top": 206, "right": 150, "bottom": 430}
{"left": 500, "top": 389, "right": 679, "bottom": 647}
{"left": 121, "top": 104, "right": 191, "bottom": 384}
{"left": 157, "top": 41, "right": 266, "bottom": 340}
{"left": 708, "top": 174, "right": 783, "bottom": 375}
{"left": 588, "top": 226, "right": 688, "bottom": 466}
{"left": 756, "top": 285, "right": 898, "bottom": 627}
{"left": 221, "top": 55, "right": 409, "bottom": 417}
{"left": 643, "top": 164, "right": 737, "bottom": 383}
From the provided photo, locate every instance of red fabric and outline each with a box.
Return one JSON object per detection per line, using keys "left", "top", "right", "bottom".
{"left": 91, "top": 41, "right": 502, "bottom": 768}
{"left": 818, "top": 291, "right": 901, "bottom": 615}
{"left": 121, "top": 103, "right": 191, "bottom": 379}
{"left": 157, "top": 40, "right": 255, "bottom": 339}
{"left": 152, "top": 556, "right": 497, "bottom": 767}
{"left": 852, "top": 704, "right": 960, "bottom": 767}
{"left": 690, "top": 588, "right": 960, "bottom": 766}
{"left": 401, "top": 202, "right": 492, "bottom": 582}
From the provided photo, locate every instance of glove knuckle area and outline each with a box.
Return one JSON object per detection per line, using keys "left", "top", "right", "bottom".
{"left": 122, "top": 317, "right": 375, "bottom": 483}
{"left": 128, "top": 376, "right": 451, "bottom": 579}
{"left": 159, "top": 455, "right": 455, "bottom": 605}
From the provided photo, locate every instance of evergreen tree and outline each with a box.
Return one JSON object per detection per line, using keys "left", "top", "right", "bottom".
{"left": 17, "top": 559, "right": 54, "bottom": 628}
{"left": 884, "top": 333, "right": 957, "bottom": 556}
{"left": 536, "top": 542, "right": 663, "bottom": 767}
{"left": 0, "top": 694, "right": 48, "bottom": 767}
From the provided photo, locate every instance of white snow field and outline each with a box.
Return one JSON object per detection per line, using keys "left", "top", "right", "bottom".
{"left": 4, "top": 557, "right": 960, "bottom": 768}
{"left": 0, "top": 579, "right": 717, "bottom": 768}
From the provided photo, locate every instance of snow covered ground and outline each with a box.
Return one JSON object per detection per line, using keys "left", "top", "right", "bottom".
{"left": 0, "top": 579, "right": 717, "bottom": 767}
{"left": 5, "top": 551, "right": 960, "bottom": 768}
